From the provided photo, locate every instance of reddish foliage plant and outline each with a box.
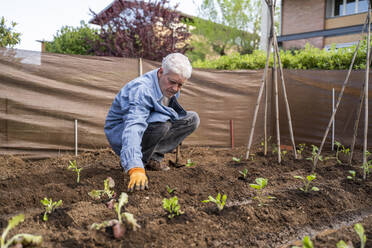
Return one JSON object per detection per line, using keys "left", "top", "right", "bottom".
{"left": 90, "top": 0, "right": 191, "bottom": 61}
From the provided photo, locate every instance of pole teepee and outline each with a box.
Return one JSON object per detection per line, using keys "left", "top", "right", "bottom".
{"left": 246, "top": 0, "right": 297, "bottom": 162}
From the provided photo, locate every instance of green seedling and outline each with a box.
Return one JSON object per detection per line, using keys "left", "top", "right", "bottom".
{"left": 292, "top": 235, "right": 314, "bottom": 248}
{"left": 239, "top": 168, "right": 248, "bottom": 179}
{"left": 281, "top": 150, "right": 288, "bottom": 159}
{"left": 249, "top": 178, "right": 275, "bottom": 206}
{"left": 202, "top": 193, "right": 227, "bottom": 211}
{"left": 0, "top": 214, "right": 43, "bottom": 248}
{"left": 296, "top": 143, "right": 306, "bottom": 157}
{"left": 162, "top": 196, "right": 184, "bottom": 218}
{"left": 337, "top": 223, "right": 366, "bottom": 248}
{"left": 336, "top": 240, "right": 352, "bottom": 248}
{"left": 88, "top": 177, "right": 115, "bottom": 200}
{"left": 361, "top": 159, "right": 372, "bottom": 178}
{"left": 90, "top": 193, "right": 140, "bottom": 239}
{"left": 185, "top": 159, "right": 195, "bottom": 167}
{"left": 40, "top": 198, "right": 63, "bottom": 221}
{"left": 334, "top": 141, "right": 350, "bottom": 164}
{"left": 347, "top": 170, "right": 356, "bottom": 180}
{"left": 67, "top": 160, "right": 82, "bottom": 183}
{"left": 232, "top": 156, "right": 242, "bottom": 163}
{"left": 306, "top": 145, "right": 323, "bottom": 163}
{"left": 355, "top": 223, "right": 366, "bottom": 248}
{"left": 293, "top": 174, "right": 319, "bottom": 193}
{"left": 166, "top": 185, "right": 176, "bottom": 194}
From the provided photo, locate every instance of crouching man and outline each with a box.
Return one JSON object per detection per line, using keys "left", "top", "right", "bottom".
{"left": 104, "top": 53, "right": 200, "bottom": 192}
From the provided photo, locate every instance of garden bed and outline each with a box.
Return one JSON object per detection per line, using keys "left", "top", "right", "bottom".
{"left": 1, "top": 145, "right": 372, "bottom": 247}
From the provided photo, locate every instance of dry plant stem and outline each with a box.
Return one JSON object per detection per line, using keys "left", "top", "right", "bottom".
{"left": 272, "top": 23, "right": 297, "bottom": 159}
{"left": 311, "top": 14, "right": 369, "bottom": 172}
{"left": 245, "top": 37, "right": 273, "bottom": 159}
{"left": 363, "top": 4, "right": 371, "bottom": 180}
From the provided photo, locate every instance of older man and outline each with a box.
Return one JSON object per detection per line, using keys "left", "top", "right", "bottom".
{"left": 104, "top": 53, "right": 200, "bottom": 192}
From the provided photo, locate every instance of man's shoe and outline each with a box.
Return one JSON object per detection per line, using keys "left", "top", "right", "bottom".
{"left": 145, "top": 160, "right": 170, "bottom": 171}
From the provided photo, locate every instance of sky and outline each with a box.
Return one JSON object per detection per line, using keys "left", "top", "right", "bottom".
{"left": 1, "top": 0, "right": 200, "bottom": 52}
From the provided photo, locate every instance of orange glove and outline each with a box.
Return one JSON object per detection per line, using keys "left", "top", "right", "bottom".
{"left": 128, "top": 168, "right": 148, "bottom": 192}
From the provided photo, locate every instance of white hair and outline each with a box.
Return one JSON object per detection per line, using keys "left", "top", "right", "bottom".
{"left": 162, "top": 53, "right": 192, "bottom": 79}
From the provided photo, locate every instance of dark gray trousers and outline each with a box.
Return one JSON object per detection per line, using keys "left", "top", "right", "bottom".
{"left": 141, "top": 111, "right": 200, "bottom": 163}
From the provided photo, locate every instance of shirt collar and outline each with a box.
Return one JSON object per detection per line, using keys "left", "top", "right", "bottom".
{"left": 152, "top": 68, "right": 163, "bottom": 102}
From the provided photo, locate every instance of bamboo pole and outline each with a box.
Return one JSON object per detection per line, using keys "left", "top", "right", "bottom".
{"left": 349, "top": 83, "right": 365, "bottom": 165}
{"left": 245, "top": 37, "right": 273, "bottom": 159}
{"left": 273, "top": 39, "right": 281, "bottom": 163}
{"left": 349, "top": 40, "right": 372, "bottom": 165}
{"left": 272, "top": 31, "right": 297, "bottom": 159}
{"left": 363, "top": 3, "right": 371, "bottom": 180}
{"left": 312, "top": 15, "right": 370, "bottom": 172}
{"left": 264, "top": 54, "right": 269, "bottom": 156}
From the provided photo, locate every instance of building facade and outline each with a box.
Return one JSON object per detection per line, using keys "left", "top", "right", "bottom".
{"left": 278, "top": 0, "right": 370, "bottom": 50}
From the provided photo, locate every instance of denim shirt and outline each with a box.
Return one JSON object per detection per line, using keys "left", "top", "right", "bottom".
{"left": 104, "top": 69, "right": 186, "bottom": 172}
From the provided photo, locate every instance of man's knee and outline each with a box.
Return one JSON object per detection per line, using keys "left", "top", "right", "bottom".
{"left": 187, "top": 111, "right": 200, "bottom": 131}
{"left": 145, "top": 121, "right": 172, "bottom": 137}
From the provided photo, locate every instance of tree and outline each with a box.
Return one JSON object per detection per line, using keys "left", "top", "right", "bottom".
{"left": 45, "top": 21, "right": 100, "bottom": 55}
{"left": 90, "top": 0, "right": 191, "bottom": 61}
{"left": 0, "top": 16, "right": 21, "bottom": 48}
{"left": 189, "top": 0, "right": 261, "bottom": 58}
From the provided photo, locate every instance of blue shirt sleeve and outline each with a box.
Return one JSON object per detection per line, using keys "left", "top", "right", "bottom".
{"left": 120, "top": 85, "right": 152, "bottom": 172}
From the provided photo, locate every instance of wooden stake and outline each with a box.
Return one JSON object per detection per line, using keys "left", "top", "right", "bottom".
{"left": 272, "top": 28, "right": 297, "bottom": 159}
{"left": 245, "top": 37, "right": 273, "bottom": 159}
{"left": 176, "top": 144, "right": 181, "bottom": 164}
{"left": 349, "top": 83, "right": 365, "bottom": 165}
{"left": 363, "top": 3, "right": 371, "bottom": 180}
{"left": 349, "top": 42, "right": 372, "bottom": 165}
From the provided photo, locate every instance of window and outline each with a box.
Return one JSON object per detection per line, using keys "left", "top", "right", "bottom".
{"left": 327, "top": 0, "right": 369, "bottom": 17}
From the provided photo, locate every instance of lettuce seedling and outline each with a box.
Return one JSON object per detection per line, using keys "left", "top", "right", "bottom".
{"left": 306, "top": 145, "right": 323, "bottom": 163}
{"left": 166, "top": 185, "right": 176, "bottom": 194}
{"left": 232, "top": 156, "right": 242, "bottom": 162}
{"left": 249, "top": 178, "right": 275, "bottom": 206}
{"left": 185, "top": 159, "right": 195, "bottom": 167}
{"left": 337, "top": 223, "right": 367, "bottom": 248}
{"left": 347, "top": 170, "right": 356, "bottom": 180}
{"left": 67, "top": 160, "right": 82, "bottom": 183}
{"left": 239, "top": 168, "right": 248, "bottom": 179}
{"left": 40, "top": 198, "right": 62, "bottom": 221}
{"left": 88, "top": 177, "right": 115, "bottom": 200}
{"left": 90, "top": 193, "right": 140, "bottom": 239}
{"left": 162, "top": 196, "right": 184, "bottom": 218}
{"left": 202, "top": 193, "right": 227, "bottom": 211}
{"left": 336, "top": 240, "right": 353, "bottom": 248}
{"left": 1, "top": 214, "right": 43, "bottom": 248}
{"left": 354, "top": 223, "right": 366, "bottom": 248}
{"left": 292, "top": 235, "right": 314, "bottom": 248}
{"left": 293, "top": 174, "right": 319, "bottom": 193}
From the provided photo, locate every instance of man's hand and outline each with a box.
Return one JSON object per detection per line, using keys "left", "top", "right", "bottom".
{"left": 128, "top": 168, "right": 148, "bottom": 192}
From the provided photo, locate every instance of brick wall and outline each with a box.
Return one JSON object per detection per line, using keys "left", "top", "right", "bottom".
{"left": 281, "top": 0, "right": 325, "bottom": 49}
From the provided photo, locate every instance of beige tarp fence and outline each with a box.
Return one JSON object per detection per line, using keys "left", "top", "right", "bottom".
{"left": 0, "top": 48, "right": 371, "bottom": 159}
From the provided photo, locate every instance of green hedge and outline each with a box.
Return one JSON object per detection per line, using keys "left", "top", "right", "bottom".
{"left": 192, "top": 42, "right": 370, "bottom": 70}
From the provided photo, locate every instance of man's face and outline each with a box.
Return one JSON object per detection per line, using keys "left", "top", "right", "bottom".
{"left": 157, "top": 68, "right": 186, "bottom": 98}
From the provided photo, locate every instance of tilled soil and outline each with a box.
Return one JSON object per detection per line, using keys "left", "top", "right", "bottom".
{"left": 1, "top": 145, "right": 372, "bottom": 248}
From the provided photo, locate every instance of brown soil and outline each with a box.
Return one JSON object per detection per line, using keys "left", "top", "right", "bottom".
{"left": 1, "top": 145, "right": 372, "bottom": 248}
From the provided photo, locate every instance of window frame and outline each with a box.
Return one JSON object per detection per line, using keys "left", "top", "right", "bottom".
{"left": 328, "top": 0, "right": 369, "bottom": 18}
